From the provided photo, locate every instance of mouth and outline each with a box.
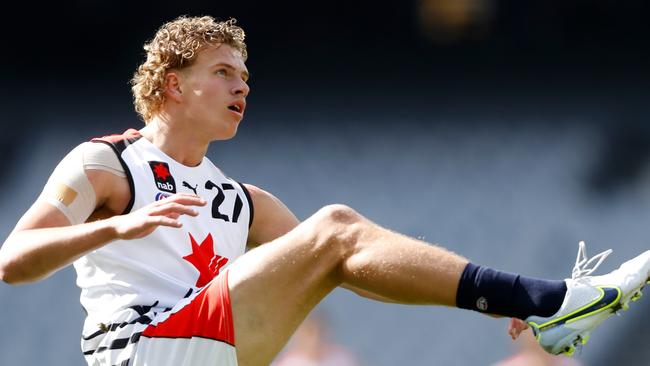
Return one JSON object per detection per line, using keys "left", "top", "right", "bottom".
{"left": 227, "top": 100, "right": 245, "bottom": 115}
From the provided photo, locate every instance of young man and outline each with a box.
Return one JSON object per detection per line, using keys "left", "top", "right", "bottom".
{"left": 0, "top": 16, "right": 648, "bottom": 366}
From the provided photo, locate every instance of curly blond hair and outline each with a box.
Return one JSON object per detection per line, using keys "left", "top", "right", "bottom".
{"left": 131, "top": 16, "right": 247, "bottom": 122}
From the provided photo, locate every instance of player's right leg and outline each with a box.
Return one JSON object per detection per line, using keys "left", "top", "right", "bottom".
{"left": 227, "top": 204, "right": 650, "bottom": 364}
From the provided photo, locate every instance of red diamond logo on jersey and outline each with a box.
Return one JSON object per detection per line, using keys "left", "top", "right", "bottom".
{"left": 148, "top": 161, "right": 176, "bottom": 193}
{"left": 183, "top": 233, "right": 229, "bottom": 288}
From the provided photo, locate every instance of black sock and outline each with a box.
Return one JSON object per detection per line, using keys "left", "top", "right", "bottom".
{"left": 455, "top": 262, "right": 567, "bottom": 319}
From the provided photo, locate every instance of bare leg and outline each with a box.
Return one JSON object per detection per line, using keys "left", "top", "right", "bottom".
{"left": 228, "top": 204, "right": 468, "bottom": 365}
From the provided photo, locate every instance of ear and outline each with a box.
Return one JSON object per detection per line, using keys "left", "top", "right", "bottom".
{"left": 163, "top": 71, "right": 183, "bottom": 103}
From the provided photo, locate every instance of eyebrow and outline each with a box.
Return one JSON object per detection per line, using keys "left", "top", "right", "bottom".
{"left": 212, "top": 62, "right": 250, "bottom": 81}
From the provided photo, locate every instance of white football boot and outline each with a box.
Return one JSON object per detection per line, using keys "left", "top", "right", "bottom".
{"left": 525, "top": 241, "right": 650, "bottom": 356}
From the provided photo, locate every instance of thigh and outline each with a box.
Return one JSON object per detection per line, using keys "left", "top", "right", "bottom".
{"left": 227, "top": 213, "right": 345, "bottom": 366}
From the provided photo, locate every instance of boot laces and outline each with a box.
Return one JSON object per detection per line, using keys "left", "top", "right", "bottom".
{"left": 571, "top": 241, "right": 613, "bottom": 280}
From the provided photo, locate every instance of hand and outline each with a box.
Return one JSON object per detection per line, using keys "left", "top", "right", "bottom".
{"left": 508, "top": 318, "right": 529, "bottom": 340}
{"left": 108, "top": 194, "right": 206, "bottom": 240}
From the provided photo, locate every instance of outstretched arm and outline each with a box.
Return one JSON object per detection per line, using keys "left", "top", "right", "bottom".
{"left": 0, "top": 167, "right": 205, "bottom": 285}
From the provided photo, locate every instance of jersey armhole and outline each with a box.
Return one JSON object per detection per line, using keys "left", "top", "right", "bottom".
{"left": 90, "top": 140, "right": 136, "bottom": 215}
{"left": 237, "top": 182, "right": 254, "bottom": 229}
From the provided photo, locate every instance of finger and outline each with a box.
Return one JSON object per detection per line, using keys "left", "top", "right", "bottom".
{"left": 509, "top": 326, "right": 522, "bottom": 340}
{"left": 508, "top": 321, "right": 516, "bottom": 339}
{"left": 149, "top": 203, "right": 199, "bottom": 217}
{"left": 167, "top": 194, "right": 207, "bottom": 206}
{"left": 513, "top": 327, "right": 527, "bottom": 339}
{"left": 151, "top": 193, "right": 206, "bottom": 207}
{"left": 149, "top": 216, "right": 182, "bottom": 228}
{"left": 517, "top": 320, "right": 529, "bottom": 331}
{"left": 508, "top": 319, "right": 528, "bottom": 340}
{"left": 510, "top": 318, "right": 526, "bottom": 328}
{"left": 508, "top": 319, "right": 518, "bottom": 339}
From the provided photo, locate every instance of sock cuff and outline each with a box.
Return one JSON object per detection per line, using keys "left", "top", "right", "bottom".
{"left": 455, "top": 262, "right": 480, "bottom": 310}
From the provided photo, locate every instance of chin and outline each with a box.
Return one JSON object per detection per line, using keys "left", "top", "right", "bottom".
{"left": 212, "top": 127, "right": 239, "bottom": 141}
{"left": 208, "top": 117, "right": 240, "bottom": 141}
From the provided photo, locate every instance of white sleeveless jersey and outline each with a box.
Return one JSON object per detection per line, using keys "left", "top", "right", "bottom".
{"left": 73, "top": 129, "right": 252, "bottom": 330}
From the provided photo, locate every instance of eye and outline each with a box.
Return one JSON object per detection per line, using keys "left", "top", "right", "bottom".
{"left": 216, "top": 69, "right": 228, "bottom": 77}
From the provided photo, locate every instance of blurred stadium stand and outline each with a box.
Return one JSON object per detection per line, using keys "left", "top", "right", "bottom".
{"left": 1, "top": 1, "right": 649, "bottom": 365}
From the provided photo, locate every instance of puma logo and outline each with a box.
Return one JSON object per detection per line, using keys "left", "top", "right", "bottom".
{"left": 182, "top": 181, "right": 198, "bottom": 195}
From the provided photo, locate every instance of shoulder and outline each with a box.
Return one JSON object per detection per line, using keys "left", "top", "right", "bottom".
{"left": 83, "top": 141, "right": 125, "bottom": 177}
{"left": 50, "top": 141, "right": 121, "bottom": 183}
{"left": 241, "top": 183, "right": 283, "bottom": 210}
{"left": 91, "top": 128, "right": 142, "bottom": 146}
{"left": 241, "top": 183, "right": 269, "bottom": 201}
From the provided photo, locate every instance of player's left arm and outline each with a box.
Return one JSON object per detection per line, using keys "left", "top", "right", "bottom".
{"left": 243, "top": 183, "right": 299, "bottom": 248}
{"left": 243, "top": 183, "right": 398, "bottom": 303}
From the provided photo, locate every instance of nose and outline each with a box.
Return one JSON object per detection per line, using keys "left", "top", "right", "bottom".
{"left": 232, "top": 78, "right": 250, "bottom": 97}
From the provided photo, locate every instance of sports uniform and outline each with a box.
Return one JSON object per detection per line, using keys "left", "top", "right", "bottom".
{"left": 64, "top": 129, "right": 252, "bottom": 365}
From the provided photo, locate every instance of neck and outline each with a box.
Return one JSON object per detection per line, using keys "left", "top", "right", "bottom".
{"left": 140, "top": 116, "right": 209, "bottom": 167}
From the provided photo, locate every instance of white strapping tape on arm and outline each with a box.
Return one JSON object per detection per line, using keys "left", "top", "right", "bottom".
{"left": 40, "top": 142, "right": 125, "bottom": 225}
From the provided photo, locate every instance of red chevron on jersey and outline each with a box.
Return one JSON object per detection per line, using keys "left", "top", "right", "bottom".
{"left": 183, "top": 233, "right": 229, "bottom": 288}
{"left": 141, "top": 271, "right": 235, "bottom": 345}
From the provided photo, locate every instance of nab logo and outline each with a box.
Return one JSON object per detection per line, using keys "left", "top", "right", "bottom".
{"left": 148, "top": 161, "right": 177, "bottom": 193}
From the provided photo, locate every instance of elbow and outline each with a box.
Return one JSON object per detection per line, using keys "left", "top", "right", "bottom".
{"left": 0, "top": 273, "right": 16, "bottom": 285}
{"left": 0, "top": 237, "right": 49, "bottom": 285}
{"left": 0, "top": 269, "right": 16, "bottom": 285}
{"left": 0, "top": 260, "right": 29, "bottom": 285}
{"left": 0, "top": 266, "right": 19, "bottom": 285}
{"left": 0, "top": 237, "right": 35, "bottom": 285}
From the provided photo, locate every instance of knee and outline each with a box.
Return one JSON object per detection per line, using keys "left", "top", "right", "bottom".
{"left": 316, "top": 204, "right": 361, "bottom": 226}
{"left": 312, "top": 204, "right": 364, "bottom": 250}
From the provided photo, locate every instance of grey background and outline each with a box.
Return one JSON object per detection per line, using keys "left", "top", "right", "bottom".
{"left": 1, "top": 1, "right": 650, "bottom": 365}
